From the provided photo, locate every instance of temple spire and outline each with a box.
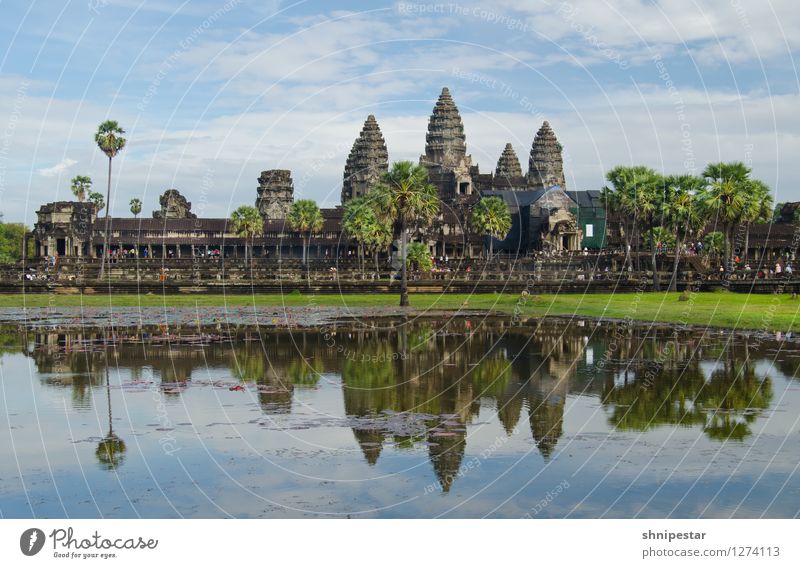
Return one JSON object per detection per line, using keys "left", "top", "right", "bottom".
{"left": 341, "top": 114, "right": 389, "bottom": 204}
{"left": 495, "top": 143, "right": 523, "bottom": 179}
{"left": 527, "top": 121, "right": 566, "bottom": 190}
{"left": 422, "top": 87, "right": 467, "bottom": 168}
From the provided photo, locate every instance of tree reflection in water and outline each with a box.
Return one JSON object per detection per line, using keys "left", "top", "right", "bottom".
{"left": 14, "top": 319, "right": 779, "bottom": 487}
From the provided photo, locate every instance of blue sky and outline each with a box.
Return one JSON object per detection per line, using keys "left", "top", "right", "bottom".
{"left": 0, "top": 0, "right": 798, "bottom": 224}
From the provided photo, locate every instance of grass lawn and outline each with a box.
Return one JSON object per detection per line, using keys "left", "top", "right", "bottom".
{"left": 1, "top": 290, "right": 799, "bottom": 332}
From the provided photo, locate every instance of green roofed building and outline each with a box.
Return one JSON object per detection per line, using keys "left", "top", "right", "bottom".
{"left": 567, "top": 190, "right": 606, "bottom": 250}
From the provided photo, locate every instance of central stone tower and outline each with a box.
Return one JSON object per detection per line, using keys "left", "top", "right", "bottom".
{"left": 420, "top": 87, "right": 474, "bottom": 202}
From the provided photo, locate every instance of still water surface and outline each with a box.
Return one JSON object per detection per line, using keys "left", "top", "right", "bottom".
{"left": 1, "top": 317, "right": 799, "bottom": 518}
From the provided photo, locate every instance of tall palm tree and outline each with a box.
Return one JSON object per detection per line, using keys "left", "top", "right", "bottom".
{"left": 364, "top": 216, "right": 393, "bottom": 275}
{"left": 343, "top": 197, "right": 374, "bottom": 275}
{"left": 700, "top": 162, "right": 749, "bottom": 272}
{"left": 70, "top": 175, "right": 92, "bottom": 202}
{"left": 602, "top": 165, "right": 659, "bottom": 271}
{"left": 343, "top": 197, "right": 393, "bottom": 276}
{"left": 372, "top": 161, "right": 440, "bottom": 307}
{"left": 663, "top": 175, "right": 706, "bottom": 291}
{"left": 129, "top": 198, "right": 142, "bottom": 218}
{"left": 287, "top": 199, "right": 323, "bottom": 266}
{"left": 230, "top": 205, "right": 263, "bottom": 266}
{"left": 95, "top": 120, "right": 126, "bottom": 277}
{"left": 471, "top": 196, "right": 511, "bottom": 260}
{"left": 740, "top": 179, "right": 773, "bottom": 263}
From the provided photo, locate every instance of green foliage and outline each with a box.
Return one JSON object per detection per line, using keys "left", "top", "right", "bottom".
{"left": 343, "top": 197, "right": 392, "bottom": 252}
{"left": 371, "top": 161, "right": 440, "bottom": 228}
{"left": 70, "top": 175, "right": 92, "bottom": 202}
{"left": 702, "top": 231, "right": 725, "bottom": 256}
{"left": 406, "top": 241, "right": 432, "bottom": 271}
{"left": 88, "top": 192, "right": 105, "bottom": 214}
{"left": 0, "top": 222, "right": 28, "bottom": 263}
{"left": 129, "top": 198, "right": 142, "bottom": 217}
{"left": 230, "top": 205, "right": 263, "bottom": 241}
{"left": 287, "top": 199, "right": 323, "bottom": 234}
{"left": 95, "top": 120, "right": 126, "bottom": 158}
{"left": 643, "top": 226, "right": 675, "bottom": 249}
{"left": 471, "top": 196, "right": 512, "bottom": 241}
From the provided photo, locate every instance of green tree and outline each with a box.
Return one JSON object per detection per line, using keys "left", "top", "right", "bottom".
{"left": 372, "top": 161, "right": 440, "bottom": 307}
{"left": 663, "top": 175, "right": 706, "bottom": 291}
{"left": 344, "top": 197, "right": 395, "bottom": 275}
{"left": 700, "top": 161, "right": 749, "bottom": 272}
{"left": 471, "top": 196, "right": 511, "bottom": 260}
{"left": 287, "top": 199, "right": 324, "bottom": 266}
{"left": 703, "top": 231, "right": 725, "bottom": 268}
{"left": 364, "top": 214, "right": 393, "bottom": 275}
{"left": 95, "top": 120, "right": 126, "bottom": 277}
{"left": 129, "top": 198, "right": 142, "bottom": 218}
{"left": 0, "top": 221, "right": 29, "bottom": 263}
{"left": 343, "top": 197, "right": 374, "bottom": 275}
{"left": 602, "top": 165, "right": 660, "bottom": 271}
{"left": 230, "top": 205, "right": 263, "bottom": 266}
{"left": 740, "top": 179, "right": 773, "bottom": 262}
{"left": 89, "top": 191, "right": 105, "bottom": 215}
{"left": 406, "top": 241, "right": 432, "bottom": 271}
{"left": 70, "top": 175, "right": 92, "bottom": 202}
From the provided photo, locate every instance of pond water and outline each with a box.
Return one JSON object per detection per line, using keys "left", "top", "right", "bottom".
{"left": 1, "top": 316, "right": 799, "bottom": 518}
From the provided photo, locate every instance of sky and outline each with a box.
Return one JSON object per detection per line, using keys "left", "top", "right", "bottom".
{"left": 0, "top": 0, "right": 798, "bottom": 224}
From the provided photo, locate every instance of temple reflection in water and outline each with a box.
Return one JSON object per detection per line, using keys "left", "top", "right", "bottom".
{"left": 11, "top": 318, "right": 777, "bottom": 492}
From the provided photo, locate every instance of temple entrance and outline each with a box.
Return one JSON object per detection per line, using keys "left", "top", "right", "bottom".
{"left": 56, "top": 238, "right": 66, "bottom": 256}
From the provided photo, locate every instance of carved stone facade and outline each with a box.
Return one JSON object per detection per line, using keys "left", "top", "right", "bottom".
{"left": 341, "top": 115, "right": 389, "bottom": 203}
{"left": 28, "top": 87, "right": 591, "bottom": 261}
{"left": 153, "top": 189, "right": 196, "bottom": 219}
{"left": 256, "top": 169, "right": 294, "bottom": 220}
{"left": 527, "top": 121, "right": 566, "bottom": 190}
{"left": 32, "top": 201, "right": 97, "bottom": 257}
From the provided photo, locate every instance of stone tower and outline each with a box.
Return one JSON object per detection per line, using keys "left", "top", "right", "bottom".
{"left": 256, "top": 169, "right": 294, "bottom": 220}
{"left": 341, "top": 114, "right": 389, "bottom": 204}
{"left": 421, "top": 87, "right": 469, "bottom": 169}
{"left": 152, "top": 189, "right": 196, "bottom": 219}
{"left": 495, "top": 143, "right": 523, "bottom": 179}
{"left": 527, "top": 121, "right": 566, "bottom": 190}
{"left": 420, "top": 87, "right": 474, "bottom": 201}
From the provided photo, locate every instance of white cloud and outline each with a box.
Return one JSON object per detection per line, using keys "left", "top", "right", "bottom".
{"left": 488, "top": 0, "right": 800, "bottom": 65}
{"left": 38, "top": 158, "right": 77, "bottom": 177}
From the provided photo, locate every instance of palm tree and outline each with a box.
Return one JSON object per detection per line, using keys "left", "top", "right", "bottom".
{"left": 406, "top": 241, "right": 433, "bottom": 272}
{"left": 602, "top": 165, "right": 660, "bottom": 271}
{"left": 364, "top": 216, "right": 393, "bottom": 275}
{"left": 230, "top": 205, "right": 263, "bottom": 266}
{"left": 95, "top": 120, "right": 126, "bottom": 277}
{"left": 663, "top": 175, "right": 706, "bottom": 291}
{"left": 471, "top": 196, "right": 511, "bottom": 260}
{"left": 287, "top": 199, "right": 323, "bottom": 267}
{"left": 740, "top": 179, "right": 773, "bottom": 263}
{"left": 129, "top": 198, "right": 142, "bottom": 218}
{"left": 700, "top": 162, "right": 749, "bottom": 272}
{"left": 703, "top": 231, "right": 725, "bottom": 268}
{"left": 343, "top": 197, "right": 374, "bottom": 275}
{"left": 89, "top": 191, "right": 105, "bottom": 215}
{"left": 371, "top": 161, "right": 440, "bottom": 307}
{"left": 70, "top": 175, "right": 92, "bottom": 202}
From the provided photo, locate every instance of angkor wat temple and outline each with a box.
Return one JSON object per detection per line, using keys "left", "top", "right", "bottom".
{"left": 30, "top": 87, "right": 600, "bottom": 261}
